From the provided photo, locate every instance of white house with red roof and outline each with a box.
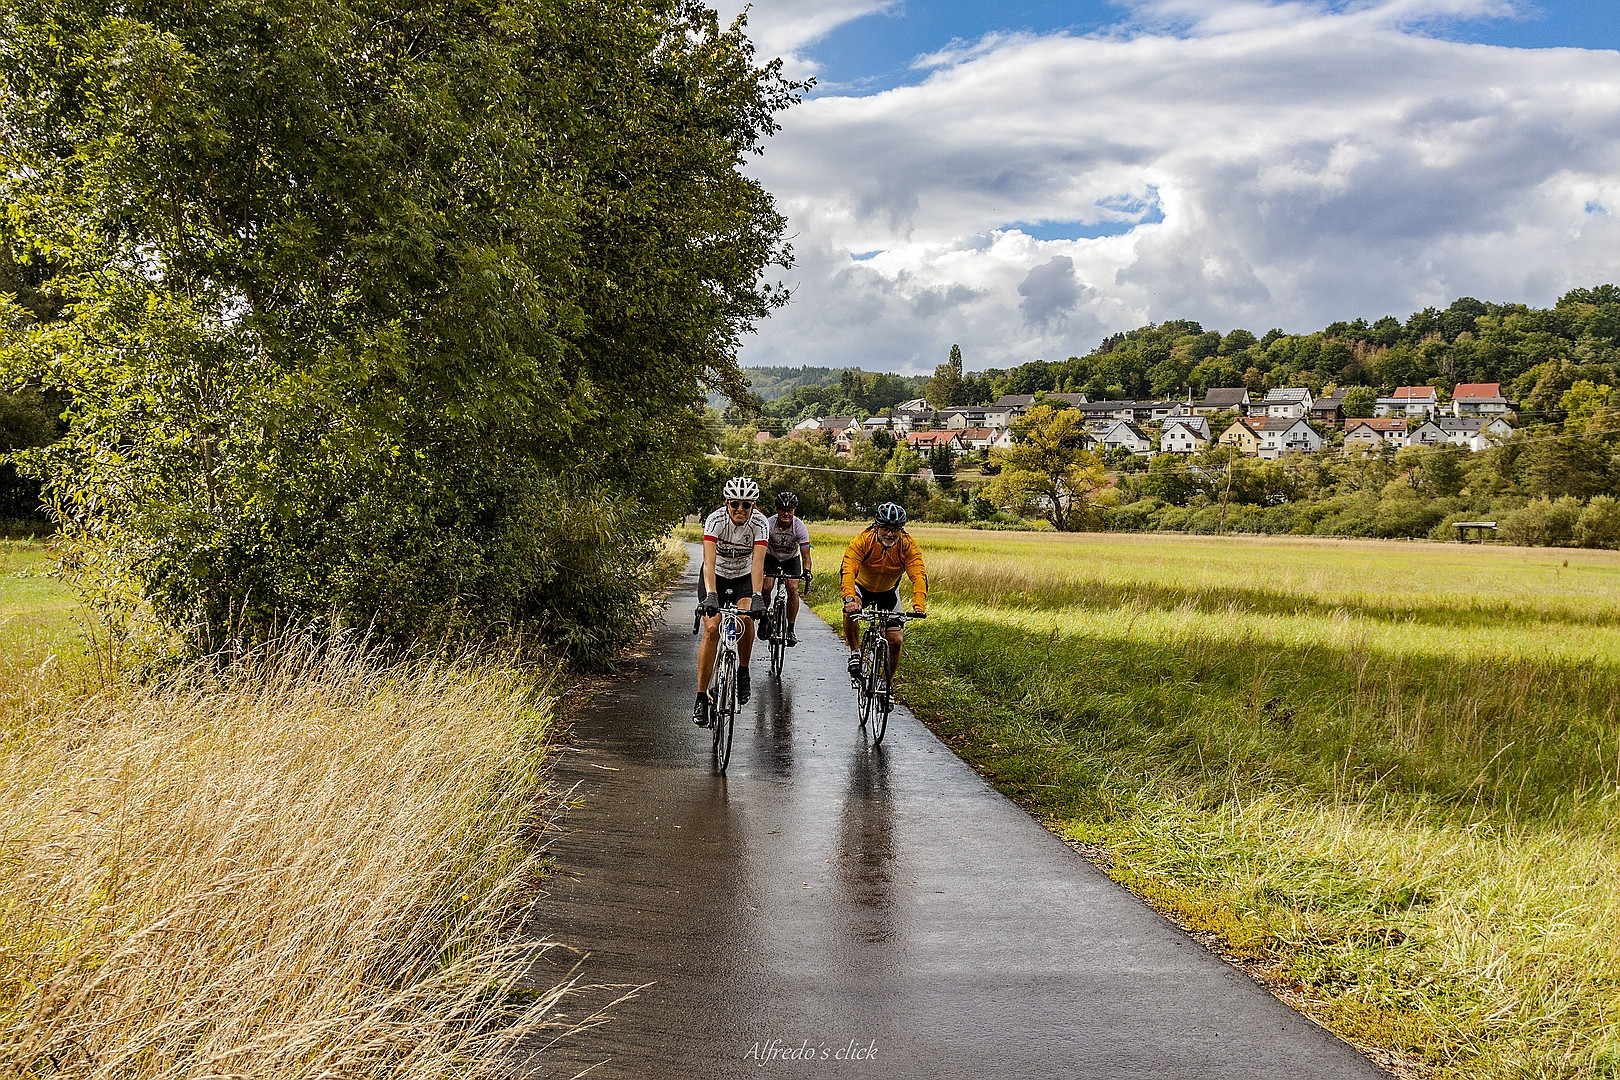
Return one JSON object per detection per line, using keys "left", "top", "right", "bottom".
{"left": 1375, "top": 385, "right": 1439, "bottom": 419}
{"left": 1452, "top": 383, "right": 1513, "bottom": 417}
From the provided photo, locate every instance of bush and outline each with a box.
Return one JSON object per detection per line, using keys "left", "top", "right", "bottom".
{"left": 1575, "top": 496, "right": 1620, "bottom": 549}
{"left": 923, "top": 495, "right": 968, "bottom": 523}
{"left": 1502, "top": 497, "right": 1583, "bottom": 547}
{"left": 1105, "top": 499, "right": 1164, "bottom": 532}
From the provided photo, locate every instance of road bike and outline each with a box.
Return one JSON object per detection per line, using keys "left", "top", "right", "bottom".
{"left": 849, "top": 608, "right": 925, "bottom": 746}
{"left": 763, "top": 570, "right": 812, "bottom": 680}
{"left": 692, "top": 601, "right": 760, "bottom": 772}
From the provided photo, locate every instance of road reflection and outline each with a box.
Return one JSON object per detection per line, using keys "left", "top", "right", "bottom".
{"left": 836, "top": 745, "right": 897, "bottom": 941}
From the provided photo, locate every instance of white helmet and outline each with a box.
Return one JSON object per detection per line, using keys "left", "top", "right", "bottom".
{"left": 722, "top": 476, "right": 760, "bottom": 502}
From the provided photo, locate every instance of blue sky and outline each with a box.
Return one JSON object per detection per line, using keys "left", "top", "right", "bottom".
{"left": 717, "top": 0, "right": 1620, "bottom": 372}
{"left": 806, "top": 1, "right": 1620, "bottom": 95}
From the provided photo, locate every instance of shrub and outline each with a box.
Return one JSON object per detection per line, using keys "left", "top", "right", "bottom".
{"left": 923, "top": 495, "right": 969, "bottom": 523}
{"left": 1503, "top": 497, "right": 1583, "bottom": 547}
{"left": 1575, "top": 496, "right": 1620, "bottom": 549}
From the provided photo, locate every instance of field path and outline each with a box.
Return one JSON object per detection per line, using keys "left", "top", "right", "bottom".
{"left": 520, "top": 547, "right": 1388, "bottom": 1078}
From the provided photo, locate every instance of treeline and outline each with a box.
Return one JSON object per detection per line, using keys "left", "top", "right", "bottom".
{"left": 746, "top": 285, "right": 1620, "bottom": 423}
{"left": 1108, "top": 425, "right": 1620, "bottom": 547}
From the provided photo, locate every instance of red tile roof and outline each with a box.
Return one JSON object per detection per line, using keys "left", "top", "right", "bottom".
{"left": 1346, "top": 418, "right": 1408, "bottom": 432}
{"left": 1453, "top": 382, "right": 1503, "bottom": 399}
{"left": 1391, "top": 385, "right": 1437, "bottom": 399}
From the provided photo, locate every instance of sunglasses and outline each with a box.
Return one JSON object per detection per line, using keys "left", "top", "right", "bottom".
{"left": 728, "top": 500, "right": 755, "bottom": 509}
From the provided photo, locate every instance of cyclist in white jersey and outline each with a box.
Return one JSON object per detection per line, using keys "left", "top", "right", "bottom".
{"left": 694, "top": 477, "right": 768, "bottom": 727}
{"left": 760, "top": 490, "right": 812, "bottom": 647}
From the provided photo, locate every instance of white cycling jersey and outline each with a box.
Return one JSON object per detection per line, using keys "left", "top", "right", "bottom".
{"left": 703, "top": 507, "right": 769, "bottom": 578}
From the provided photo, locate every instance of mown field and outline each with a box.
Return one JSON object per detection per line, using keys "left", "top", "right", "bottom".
{"left": 810, "top": 527, "right": 1620, "bottom": 1079}
{"left": 0, "top": 542, "right": 588, "bottom": 1078}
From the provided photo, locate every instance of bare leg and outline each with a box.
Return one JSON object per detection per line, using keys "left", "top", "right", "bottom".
{"left": 786, "top": 578, "right": 801, "bottom": 622}
{"left": 696, "top": 615, "right": 720, "bottom": 693}
{"left": 885, "top": 628, "right": 903, "bottom": 680}
{"left": 843, "top": 612, "right": 860, "bottom": 650}
{"left": 738, "top": 614, "right": 756, "bottom": 665}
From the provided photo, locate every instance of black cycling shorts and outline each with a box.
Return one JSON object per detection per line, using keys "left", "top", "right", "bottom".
{"left": 763, "top": 553, "right": 803, "bottom": 579}
{"left": 855, "top": 583, "right": 900, "bottom": 613}
{"left": 699, "top": 573, "right": 753, "bottom": 609}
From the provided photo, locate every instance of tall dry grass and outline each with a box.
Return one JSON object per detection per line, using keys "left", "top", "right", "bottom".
{"left": 0, "top": 634, "right": 577, "bottom": 1079}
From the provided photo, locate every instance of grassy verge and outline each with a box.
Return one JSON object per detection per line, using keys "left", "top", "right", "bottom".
{"left": 0, "top": 539, "right": 676, "bottom": 1077}
{"left": 810, "top": 526, "right": 1620, "bottom": 1080}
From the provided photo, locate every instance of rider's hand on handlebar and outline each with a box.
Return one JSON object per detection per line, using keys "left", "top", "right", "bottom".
{"left": 843, "top": 596, "right": 861, "bottom": 615}
{"left": 700, "top": 597, "right": 719, "bottom": 617}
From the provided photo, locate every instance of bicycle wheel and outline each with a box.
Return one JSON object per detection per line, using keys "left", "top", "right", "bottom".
{"left": 769, "top": 597, "right": 787, "bottom": 679}
{"left": 716, "top": 650, "right": 737, "bottom": 772}
{"left": 869, "top": 637, "right": 891, "bottom": 745}
{"left": 856, "top": 633, "right": 876, "bottom": 727}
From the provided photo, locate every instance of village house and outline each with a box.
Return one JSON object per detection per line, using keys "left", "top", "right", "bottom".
{"left": 1099, "top": 420, "right": 1154, "bottom": 456}
{"left": 942, "top": 406, "right": 1016, "bottom": 430}
{"left": 791, "top": 416, "right": 863, "bottom": 454}
{"left": 1375, "top": 385, "right": 1440, "bottom": 419}
{"left": 1219, "top": 417, "right": 1264, "bottom": 456}
{"left": 1310, "top": 390, "right": 1347, "bottom": 424}
{"left": 1344, "top": 417, "right": 1408, "bottom": 451}
{"left": 1159, "top": 416, "right": 1211, "bottom": 454}
{"left": 956, "top": 426, "right": 1014, "bottom": 452}
{"left": 1254, "top": 417, "right": 1322, "bottom": 460}
{"left": 1451, "top": 382, "right": 1514, "bottom": 417}
{"left": 1408, "top": 416, "right": 1514, "bottom": 451}
{"left": 993, "top": 391, "right": 1089, "bottom": 417}
{"left": 905, "top": 430, "right": 965, "bottom": 456}
{"left": 1262, "top": 388, "right": 1314, "bottom": 419}
{"left": 1196, "top": 387, "right": 1251, "bottom": 416}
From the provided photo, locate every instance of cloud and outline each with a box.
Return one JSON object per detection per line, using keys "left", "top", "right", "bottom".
{"left": 710, "top": 0, "right": 897, "bottom": 80}
{"left": 734, "top": 1, "right": 1620, "bottom": 373}
{"left": 1018, "top": 256, "right": 1083, "bottom": 326}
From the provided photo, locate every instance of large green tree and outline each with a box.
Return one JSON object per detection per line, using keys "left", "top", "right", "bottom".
{"left": 0, "top": 0, "right": 795, "bottom": 660}
{"left": 983, "top": 403, "right": 1106, "bottom": 530}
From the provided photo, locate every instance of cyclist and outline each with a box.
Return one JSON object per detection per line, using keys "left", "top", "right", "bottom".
{"left": 761, "top": 491, "right": 812, "bottom": 648}
{"left": 839, "top": 502, "right": 926, "bottom": 694}
{"left": 695, "top": 477, "right": 768, "bottom": 727}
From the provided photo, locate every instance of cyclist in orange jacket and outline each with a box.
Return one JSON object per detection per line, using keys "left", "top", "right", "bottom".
{"left": 839, "top": 502, "right": 926, "bottom": 683}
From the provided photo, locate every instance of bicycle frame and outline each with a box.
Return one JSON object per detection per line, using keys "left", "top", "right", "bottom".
{"left": 692, "top": 602, "right": 756, "bottom": 772}
{"left": 849, "top": 608, "right": 925, "bottom": 746}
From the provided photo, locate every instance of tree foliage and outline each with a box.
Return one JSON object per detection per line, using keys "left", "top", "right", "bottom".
{"left": 0, "top": 0, "right": 796, "bottom": 661}
{"left": 983, "top": 404, "right": 1107, "bottom": 530}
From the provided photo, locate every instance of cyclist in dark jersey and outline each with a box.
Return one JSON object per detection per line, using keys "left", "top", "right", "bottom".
{"left": 761, "top": 491, "right": 812, "bottom": 647}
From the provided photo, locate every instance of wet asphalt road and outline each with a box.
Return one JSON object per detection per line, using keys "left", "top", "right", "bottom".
{"left": 520, "top": 547, "right": 1388, "bottom": 1079}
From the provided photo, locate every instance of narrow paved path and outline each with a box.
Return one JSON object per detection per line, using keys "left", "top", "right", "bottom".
{"left": 521, "top": 548, "right": 1388, "bottom": 1078}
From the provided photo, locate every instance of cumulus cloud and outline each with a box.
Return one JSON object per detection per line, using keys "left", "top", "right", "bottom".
{"left": 733, "top": 0, "right": 1620, "bottom": 373}
{"left": 1018, "top": 256, "right": 1083, "bottom": 327}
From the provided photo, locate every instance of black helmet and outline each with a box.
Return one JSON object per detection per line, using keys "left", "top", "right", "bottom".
{"left": 873, "top": 502, "right": 908, "bottom": 527}
{"left": 775, "top": 491, "right": 799, "bottom": 509}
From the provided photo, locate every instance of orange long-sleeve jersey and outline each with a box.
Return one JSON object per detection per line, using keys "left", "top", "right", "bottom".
{"left": 839, "top": 527, "right": 927, "bottom": 611}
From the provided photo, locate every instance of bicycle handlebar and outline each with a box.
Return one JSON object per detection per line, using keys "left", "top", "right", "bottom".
{"left": 850, "top": 608, "right": 926, "bottom": 621}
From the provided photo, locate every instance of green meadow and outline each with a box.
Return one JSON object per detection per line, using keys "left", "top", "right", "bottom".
{"left": 811, "top": 527, "right": 1620, "bottom": 1080}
